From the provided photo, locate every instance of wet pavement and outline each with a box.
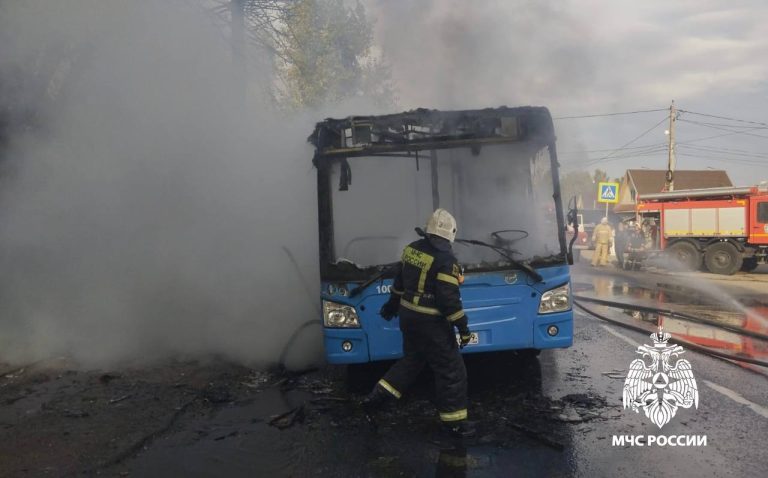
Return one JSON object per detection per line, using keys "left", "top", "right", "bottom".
{"left": 1, "top": 264, "right": 767, "bottom": 477}
{"left": 574, "top": 262, "right": 768, "bottom": 376}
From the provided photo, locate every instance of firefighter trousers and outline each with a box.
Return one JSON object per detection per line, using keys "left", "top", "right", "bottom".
{"left": 592, "top": 242, "right": 611, "bottom": 266}
{"left": 378, "top": 309, "right": 468, "bottom": 422}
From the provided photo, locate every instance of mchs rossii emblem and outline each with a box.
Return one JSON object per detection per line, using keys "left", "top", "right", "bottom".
{"left": 622, "top": 327, "right": 699, "bottom": 428}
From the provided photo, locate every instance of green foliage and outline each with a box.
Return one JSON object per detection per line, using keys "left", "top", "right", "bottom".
{"left": 246, "top": 0, "right": 395, "bottom": 110}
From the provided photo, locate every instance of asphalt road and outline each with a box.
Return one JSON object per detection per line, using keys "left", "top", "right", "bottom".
{"left": 540, "top": 308, "right": 768, "bottom": 478}
{"left": 105, "top": 309, "right": 767, "bottom": 478}
{"left": 111, "top": 267, "right": 768, "bottom": 477}
{"left": 1, "top": 266, "right": 766, "bottom": 477}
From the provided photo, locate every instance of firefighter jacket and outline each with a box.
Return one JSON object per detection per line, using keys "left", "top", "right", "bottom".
{"left": 592, "top": 223, "right": 613, "bottom": 245}
{"left": 389, "top": 237, "right": 466, "bottom": 326}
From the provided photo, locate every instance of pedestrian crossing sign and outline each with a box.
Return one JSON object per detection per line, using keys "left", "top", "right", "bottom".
{"left": 598, "top": 182, "right": 619, "bottom": 203}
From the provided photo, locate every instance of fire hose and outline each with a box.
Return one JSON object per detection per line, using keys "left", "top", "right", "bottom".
{"left": 573, "top": 298, "right": 768, "bottom": 369}
{"left": 574, "top": 294, "right": 768, "bottom": 342}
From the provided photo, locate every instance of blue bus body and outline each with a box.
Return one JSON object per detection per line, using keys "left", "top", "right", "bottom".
{"left": 310, "top": 107, "right": 575, "bottom": 365}
{"left": 323, "top": 265, "right": 572, "bottom": 364}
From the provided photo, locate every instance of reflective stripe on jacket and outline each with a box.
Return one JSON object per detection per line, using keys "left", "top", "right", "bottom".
{"left": 390, "top": 237, "right": 465, "bottom": 322}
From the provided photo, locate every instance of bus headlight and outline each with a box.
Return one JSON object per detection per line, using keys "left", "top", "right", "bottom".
{"left": 538, "top": 283, "right": 571, "bottom": 314}
{"left": 323, "top": 300, "right": 360, "bottom": 328}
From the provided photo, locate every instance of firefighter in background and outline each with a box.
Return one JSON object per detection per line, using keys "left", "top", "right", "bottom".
{"left": 625, "top": 221, "right": 646, "bottom": 270}
{"left": 614, "top": 222, "right": 628, "bottom": 270}
{"left": 645, "top": 218, "right": 659, "bottom": 249}
{"left": 591, "top": 217, "right": 613, "bottom": 266}
{"left": 362, "top": 209, "right": 474, "bottom": 438}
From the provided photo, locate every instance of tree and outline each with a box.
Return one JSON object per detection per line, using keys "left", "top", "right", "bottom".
{"left": 215, "top": 0, "right": 395, "bottom": 110}
{"left": 274, "top": 0, "right": 392, "bottom": 109}
{"left": 592, "top": 168, "right": 608, "bottom": 183}
{"left": 560, "top": 170, "right": 594, "bottom": 209}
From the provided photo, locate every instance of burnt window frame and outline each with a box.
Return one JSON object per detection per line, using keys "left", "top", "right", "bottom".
{"left": 309, "top": 107, "right": 567, "bottom": 281}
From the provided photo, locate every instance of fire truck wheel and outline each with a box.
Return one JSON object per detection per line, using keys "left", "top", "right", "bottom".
{"left": 666, "top": 241, "right": 702, "bottom": 271}
{"left": 741, "top": 257, "right": 758, "bottom": 272}
{"left": 704, "top": 242, "right": 743, "bottom": 275}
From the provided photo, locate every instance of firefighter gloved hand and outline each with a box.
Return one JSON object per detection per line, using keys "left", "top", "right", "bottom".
{"left": 454, "top": 317, "right": 472, "bottom": 348}
{"left": 379, "top": 298, "right": 399, "bottom": 321}
{"left": 458, "top": 330, "right": 472, "bottom": 348}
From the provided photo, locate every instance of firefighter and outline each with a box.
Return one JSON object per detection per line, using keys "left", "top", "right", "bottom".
{"left": 614, "top": 222, "right": 628, "bottom": 270}
{"left": 625, "top": 221, "right": 645, "bottom": 270}
{"left": 591, "top": 217, "right": 613, "bottom": 266}
{"left": 361, "top": 208, "right": 474, "bottom": 438}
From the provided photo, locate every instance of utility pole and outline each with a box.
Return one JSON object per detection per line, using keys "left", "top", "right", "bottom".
{"left": 665, "top": 100, "right": 676, "bottom": 191}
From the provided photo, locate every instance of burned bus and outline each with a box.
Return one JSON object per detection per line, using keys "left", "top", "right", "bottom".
{"left": 309, "top": 107, "right": 573, "bottom": 364}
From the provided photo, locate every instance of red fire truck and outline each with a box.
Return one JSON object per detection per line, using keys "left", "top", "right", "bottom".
{"left": 636, "top": 185, "right": 768, "bottom": 274}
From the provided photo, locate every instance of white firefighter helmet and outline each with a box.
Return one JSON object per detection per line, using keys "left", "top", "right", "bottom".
{"left": 426, "top": 208, "right": 457, "bottom": 243}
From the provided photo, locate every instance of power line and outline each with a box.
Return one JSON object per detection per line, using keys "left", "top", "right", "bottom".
{"left": 677, "top": 109, "right": 768, "bottom": 128}
{"left": 677, "top": 119, "right": 768, "bottom": 140}
{"left": 677, "top": 151, "right": 765, "bottom": 164}
{"left": 676, "top": 128, "right": 759, "bottom": 145}
{"left": 557, "top": 142, "right": 667, "bottom": 155}
{"left": 686, "top": 144, "right": 768, "bottom": 157}
{"left": 555, "top": 107, "right": 768, "bottom": 171}
{"left": 677, "top": 153, "right": 768, "bottom": 167}
{"left": 581, "top": 116, "right": 669, "bottom": 166}
{"left": 562, "top": 147, "right": 668, "bottom": 164}
{"left": 678, "top": 144, "right": 768, "bottom": 160}
{"left": 552, "top": 108, "right": 667, "bottom": 120}
{"left": 675, "top": 119, "right": 767, "bottom": 130}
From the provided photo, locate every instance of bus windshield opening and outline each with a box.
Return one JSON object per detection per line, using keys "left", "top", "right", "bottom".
{"left": 329, "top": 143, "right": 563, "bottom": 272}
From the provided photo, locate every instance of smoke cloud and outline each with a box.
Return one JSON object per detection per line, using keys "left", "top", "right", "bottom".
{"left": 364, "top": 0, "right": 597, "bottom": 111}
{"left": 364, "top": 0, "right": 768, "bottom": 185}
{"left": 0, "top": 1, "right": 322, "bottom": 368}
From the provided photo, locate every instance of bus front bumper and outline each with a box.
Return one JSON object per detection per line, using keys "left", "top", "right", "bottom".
{"left": 533, "top": 310, "right": 574, "bottom": 349}
{"left": 324, "top": 328, "right": 370, "bottom": 364}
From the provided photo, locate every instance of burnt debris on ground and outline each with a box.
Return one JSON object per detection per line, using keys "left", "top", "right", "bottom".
{"left": 0, "top": 352, "right": 619, "bottom": 476}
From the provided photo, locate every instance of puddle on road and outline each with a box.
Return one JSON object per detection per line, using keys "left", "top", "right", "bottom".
{"left": 575, "top": 276, "right": 768, "bottom": 375}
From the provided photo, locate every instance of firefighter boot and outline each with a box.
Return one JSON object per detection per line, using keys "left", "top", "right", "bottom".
{"left": 360, "top": 384, "right": 393, "bottom": 429}
{"left": 441, "top": 419, "right": 476, "bottom": 439}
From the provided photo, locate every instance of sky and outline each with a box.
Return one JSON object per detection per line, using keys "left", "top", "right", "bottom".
{"left": 365, "top": 0, "right": 768, "bottom": 186}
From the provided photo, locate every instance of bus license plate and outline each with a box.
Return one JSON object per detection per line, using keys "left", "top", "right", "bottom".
{"left": 456, "top": 333, "right": 479, "bottom": 345}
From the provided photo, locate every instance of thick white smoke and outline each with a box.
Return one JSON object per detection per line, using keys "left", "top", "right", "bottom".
{"left": 0, "top": 1, "right": 323, "bottom": 368}
{"left": 364, "top": 0, "right": 597, "bottom": 111}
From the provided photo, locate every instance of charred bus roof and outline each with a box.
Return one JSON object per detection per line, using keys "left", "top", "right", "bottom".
{"left": 309, "top": 106, "right": 556, "bottom": 160}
